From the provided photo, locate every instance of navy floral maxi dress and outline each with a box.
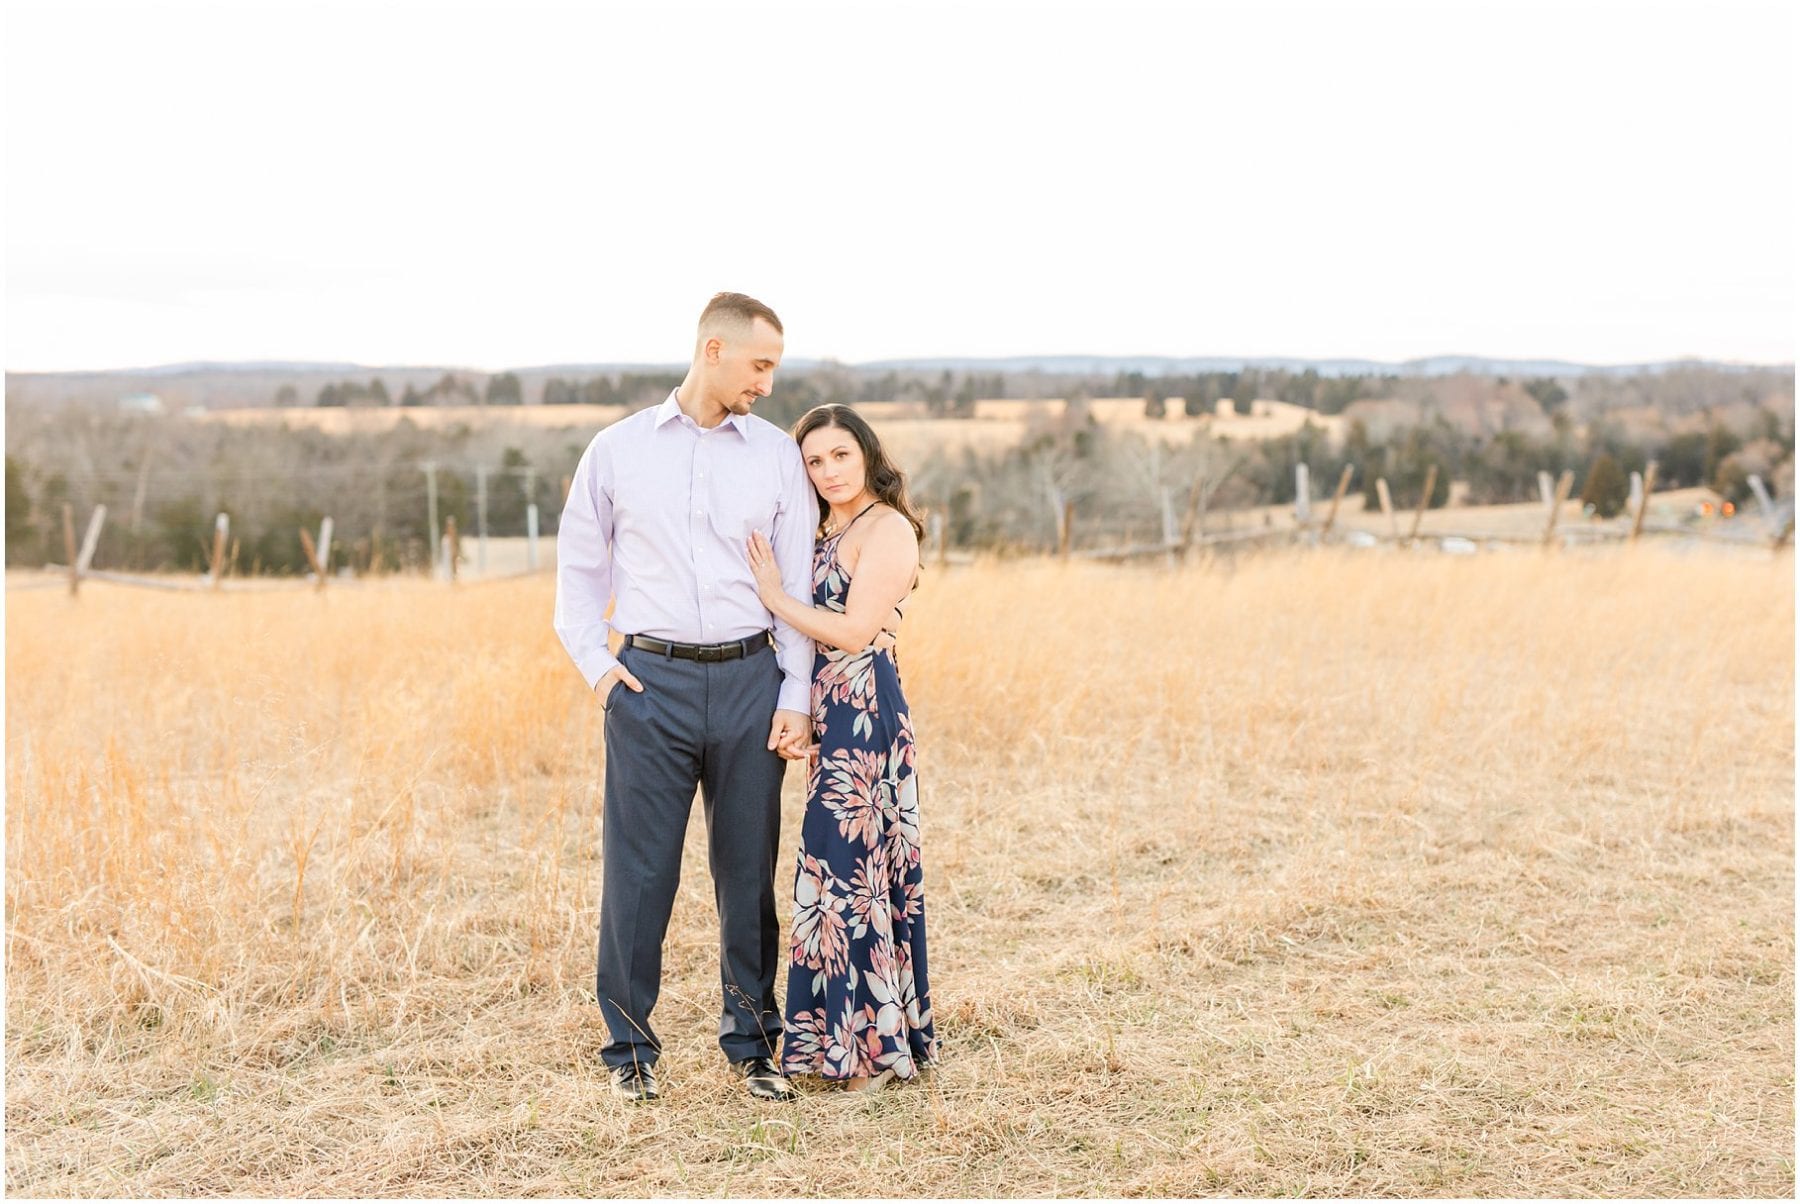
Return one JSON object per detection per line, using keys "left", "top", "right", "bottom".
{"left": 781, "top": 516, "right": 939, "bottom": 1082}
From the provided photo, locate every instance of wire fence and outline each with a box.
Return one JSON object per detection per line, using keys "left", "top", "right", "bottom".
{"left": 18, "top": 462, "right": 1790, "bottom": 601}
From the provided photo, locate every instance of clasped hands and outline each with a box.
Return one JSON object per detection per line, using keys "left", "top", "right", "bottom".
{"left": 767, "top": 708, "right": 814, "bottom": 763}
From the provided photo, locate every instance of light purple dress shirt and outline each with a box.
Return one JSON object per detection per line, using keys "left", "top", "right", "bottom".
{"left": 554, "top": 390, "right": 817, "bottom": 714}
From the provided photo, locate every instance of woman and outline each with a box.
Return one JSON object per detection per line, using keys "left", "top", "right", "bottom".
{"left": 745, "top": 403, "right": 939, "bottom": 1092}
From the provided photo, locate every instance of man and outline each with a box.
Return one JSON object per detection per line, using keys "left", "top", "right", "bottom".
{"left": 554, "top": 292, "right": 814, "bottom": 1103}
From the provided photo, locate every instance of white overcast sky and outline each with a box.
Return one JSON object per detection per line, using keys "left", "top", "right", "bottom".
{"left": 4, "top": 0, "right": 1794, "bottom": 372}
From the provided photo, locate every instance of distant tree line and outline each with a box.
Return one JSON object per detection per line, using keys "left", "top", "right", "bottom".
{"left": 899, "top": 392, "right": 1794, "bottom": 550}
{"left": 3, "top": 409, "right": 582, "bottom": 573}
{"left": 1272, "top": 409, "right": 1790, "bottom": 515}
{"left": 540, "top": 372, "right": 683, "bottom": 408}
{"left": 8, "top": 364, "right": 1792, "bottom": 570}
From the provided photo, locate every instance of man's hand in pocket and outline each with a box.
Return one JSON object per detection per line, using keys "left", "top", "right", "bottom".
{"left": 597, "top": 665, "right": 644, "bottom": 708}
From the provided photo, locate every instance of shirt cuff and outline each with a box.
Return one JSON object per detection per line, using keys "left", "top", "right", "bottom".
{"left": 776, "top": 678, "right": 810, "bottom": 715}
{"left": 577, "top": 647, "right": 621, "bottom": 692}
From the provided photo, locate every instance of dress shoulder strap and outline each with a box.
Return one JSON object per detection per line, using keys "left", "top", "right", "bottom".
{"left": 824, "top": 500, "right": 880, "bottom": 543}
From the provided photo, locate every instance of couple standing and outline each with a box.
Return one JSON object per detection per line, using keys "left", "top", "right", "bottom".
{"left": 553, "top": 292, "right": 938, "bottom": 1102}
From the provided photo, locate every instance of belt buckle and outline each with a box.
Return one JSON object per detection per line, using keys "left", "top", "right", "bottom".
{"left": 697, "top": 645, "right": 722, "bottom": 663}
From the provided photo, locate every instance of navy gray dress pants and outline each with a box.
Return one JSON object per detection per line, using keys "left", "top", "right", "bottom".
{"left": 596, "top": 640, "right": 788, "bottom": 1069}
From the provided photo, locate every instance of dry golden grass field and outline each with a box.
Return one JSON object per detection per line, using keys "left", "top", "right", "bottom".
{"left": 5, "top": 550, "right": 1794, "bottom": 1196}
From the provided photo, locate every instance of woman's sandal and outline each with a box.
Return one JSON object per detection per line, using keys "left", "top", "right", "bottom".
{"left": 842, "top": 1068, "right": 897, "bottom": 1093}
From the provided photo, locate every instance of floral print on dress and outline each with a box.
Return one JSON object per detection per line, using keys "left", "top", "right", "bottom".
{"left": 781, "top": 520, "right": 938, "bottom": 1081}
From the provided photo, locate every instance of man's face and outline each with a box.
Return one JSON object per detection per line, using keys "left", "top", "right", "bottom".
{"left": 713, "top": 317, "right": 783, "bottom": 417}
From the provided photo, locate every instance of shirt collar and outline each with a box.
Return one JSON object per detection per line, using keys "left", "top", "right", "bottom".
{"left": 655, "top": 388, "right": 750, "bottom": 437}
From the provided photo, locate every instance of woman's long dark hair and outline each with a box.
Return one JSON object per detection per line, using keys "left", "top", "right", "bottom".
{"left": 791, "top": 404, "right": 925, "bottom": 541}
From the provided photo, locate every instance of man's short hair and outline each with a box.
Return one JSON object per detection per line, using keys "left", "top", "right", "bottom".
{"left": 698, "top": 292, "right": 783, "bottom": 339}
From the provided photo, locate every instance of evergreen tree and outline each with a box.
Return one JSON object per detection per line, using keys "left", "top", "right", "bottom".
{"left": 952, "top": 375, "right": 978, "bottom": 418}
{"left": 1712, "top": 454, "right": 1752, "bottom": 506}
{"left": 1524, "top": 377, "right": 1569, "bottom": 413}
{"left": 1703, "top": 422, "right": 1741, "bottom": 483}
{"left": 1580, "top": 452, "right": 1629, "bottom": 518}
{"left": 485, "top": 372, "right": 523, "bottom": 405}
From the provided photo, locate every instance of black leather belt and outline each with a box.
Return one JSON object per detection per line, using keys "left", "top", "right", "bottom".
{"left": 624, "top": 632, "right": 769, "bottom": 663}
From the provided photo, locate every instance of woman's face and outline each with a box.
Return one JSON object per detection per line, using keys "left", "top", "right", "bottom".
{"left": 800, "top": 425, "right": 868, "bottom": 506}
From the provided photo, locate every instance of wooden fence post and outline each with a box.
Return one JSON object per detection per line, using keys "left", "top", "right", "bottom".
{"left": 1375, "top": 479, "right": 1398, "bottom": 542}
{"left": 1181, "top": 482, "right": 1204, "bottom": 549}
{"left": 1178, "top": 459, "right": 1245, "bottom": 552}
{"left": 1294, "top": 464, "right": 1312, "bottom": 528}
{"left": 63, "top": 503, "right": 78, "bottom": 596}
{"left": 1747, "top": 475, "right": 1793, "bottom": 549}
{"left": 1629, "top": 461, "right": 1658, "bottom": 543}
{"left": 1542, "top": 469, "right": 1575, "bottom": 548}
{"left": 525, "top": 467, "right": 541, "bottom": 571}
{"left": 316, "top": 517, "right": 333, "bottom": 590}
{"left": 299, "top": 528, "right": 320, "bottom": 579}
{"left": 475, "top": 465, "right": 489, "bottom": 576}
{"left": 1747, "top": 473, "right": 1779, "bottom": 538}
{"left": 64, "top": 504, "right": 108, "bottom": 596}
{"left": 1407, "top": 464, "right": 1438, "bottom": 547}
{"left": 298, "top": 517, "right": 333, "bottom": 591}
{"left": 78, "top": 503, "right": 108, "bottom": 572}
{"left": 77, "top": 505, "right": 106, "bottom": 575}
{"left": 1321, "top": 465, "right": 1353, "bottom": 537}
{"left": 209, "top": 513, "right": 230, "bottom": 588}
{"left": 446, "top": 515, "right": 461, "bottom": 583}
{"left": 1059, "top": 499, "right": 1074, "bottom": 560}
{"left": 424, "top": 461, "right": 440, "bottom": 574}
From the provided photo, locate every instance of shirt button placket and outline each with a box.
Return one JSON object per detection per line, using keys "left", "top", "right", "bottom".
{"left": 693, "top": 442, "right": 707, "bottom": 637}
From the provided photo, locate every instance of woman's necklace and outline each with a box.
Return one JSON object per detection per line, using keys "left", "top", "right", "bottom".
{"left": 824, "top": 498, "right": 878, "bottom": 539}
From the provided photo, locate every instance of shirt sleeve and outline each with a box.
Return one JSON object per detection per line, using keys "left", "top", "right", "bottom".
{"left": 769, "top": 436, "right": 817, "bottom": 714}
{"left": 553, "top": 432, "right": 621, "bottom": 690}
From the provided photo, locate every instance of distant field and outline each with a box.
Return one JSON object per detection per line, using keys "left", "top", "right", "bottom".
{"left": 195, "top": 397, "right": 1347, "bottom": 458}
{"left": 199, "top": 402, "right": 633, "bottom": 435}
{"left": 5, "top": 549, "right": 1792, "bottom": 1196}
